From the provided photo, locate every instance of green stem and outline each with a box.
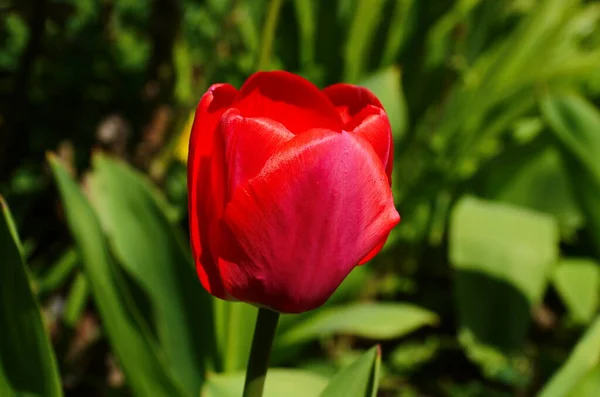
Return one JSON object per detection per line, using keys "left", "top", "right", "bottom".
{"left": 256, "top": 0, "right": 284, "bottom": 71}
{"left": 242, "top": 308, "right": 280, "bottom": 397}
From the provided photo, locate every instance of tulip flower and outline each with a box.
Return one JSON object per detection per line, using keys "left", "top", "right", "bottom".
{"left": 188, "top": 71, "right": 399, "bottom": 314}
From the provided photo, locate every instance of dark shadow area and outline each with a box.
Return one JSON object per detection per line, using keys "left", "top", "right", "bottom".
{"left": 454, "top": 269, "right": 531, "bottom": 353}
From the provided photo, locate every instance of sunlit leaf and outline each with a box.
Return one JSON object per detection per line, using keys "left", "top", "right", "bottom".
{"left": 276, "top": 302, "right": 438, "bottom": 348}
{"left": 201, "top": 369, "right": 328, "bottom": 397}
{"left": 553, "top": 258, "right": 600, "bottom": 325}
{"left": 450, "top": 196, "right": 559, "bottom": 352}
{"left": 540, "top": 316, "right": 600, "bottom": 397}
{"left": 88, "top": 154, "right": 214, "bottom": 393}
{"left": 49, "top": 156, "right": 189, "bottom": 397}
{"left": 320, "top": 346, "right": 380, "bottom": 397}
{"left": 213, "top": 300, "right": 257, "bottom": 373}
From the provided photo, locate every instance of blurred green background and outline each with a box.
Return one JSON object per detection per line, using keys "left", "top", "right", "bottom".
{"left": 2, "top": 0, "right": 600, "bottom": 396}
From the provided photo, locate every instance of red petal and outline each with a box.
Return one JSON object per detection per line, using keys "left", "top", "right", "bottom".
{"left": 359, "top": 239, "right": 387, "bottom": 265}
{"left": 219, "top": 130, "right": 400, "bottom": 313}
{"left": 221, "top": 108, "right": 294, "bottom": 200}
{"left": 323, "top": 83, "right": 383, "bottom": 124}
{"left": 346, "top": 105, "right": 393, "bottom": 182}
{"left": 188, "top": 83, "right": 237, "bottom": 299}
{"left": 233, "top": 71, "right": 343, "bottom": 134}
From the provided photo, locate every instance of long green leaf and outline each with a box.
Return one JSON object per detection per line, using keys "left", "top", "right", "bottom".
{"left": 293, "top": 0, "right": 316, "bottom": 69}
{"left": 541, "top": 92, "right": 600, "bottom": 257}
{"left": 88, "top": 154, "right": 215, "bottom": 391}
{"left": 427, "top": 0, "right": 595, "bottom": 174}
{"left": 276, "top": 302, "right": 438, "bottom": 348}
{"left": 343, "top": 0, "right": 386, "bottom": 82}
{"left": 213, "top": 300, "right": 257, "bottom": 373}
{"left": 381, "top": 0, "right": 416, "bottom": 66}
{"left": 0, "top": 196, "right": 62, "bottom": 397}
{"left": 425, "top": 0, "right": 482, "bottom": 69}
{"left": 48, "top": 156, "right": 188, "bottom": 397}
{"left": 540, "top": 316, "right": 600, "bottom": 397}
{"left": 320, "top": 346, "right": 381, "bottom": 397}
{"left": 201, "top": 369, "right": 328, "bottom": 397}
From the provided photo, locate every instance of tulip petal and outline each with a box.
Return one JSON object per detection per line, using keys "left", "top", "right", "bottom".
{"left": 234, "top": 71, "right": 343, "bottom": 134}
{"left": 220, "top": 130, "right": 400, "bottom": 313}
{"left": 324, "top": 84, "right": 393, "bottom": 180}
{"left": 352, "top": 108, "right": 395, "bottom": 263}
{"left": 188, "top": 83, "right": 237, "bottom": 299}
{"left": 359, "top": 240, "right": 387, "bottom": 265}
{"left": 221, "top": 109, "right": 295, "bottom": 201}
{"left": 323, "top": 83, "right": 384, "bottom": 124}
{"left": 346, "top": 105, "right": 393, "bottom": 181}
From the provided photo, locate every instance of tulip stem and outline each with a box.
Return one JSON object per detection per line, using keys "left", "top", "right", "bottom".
{"left": 256, "top": 0, "right": 283, "bottom": 71}
{"left": 242, "top": 307, "right": 280, "bottom": 397}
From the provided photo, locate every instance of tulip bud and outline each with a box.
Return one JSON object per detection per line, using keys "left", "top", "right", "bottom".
{"left": 188, "top": 71, "right": 399, "bottom": 313}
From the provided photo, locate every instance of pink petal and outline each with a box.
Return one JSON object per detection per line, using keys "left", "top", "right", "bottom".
{"left": 219, "top": 130, "right": 400, "bottom": 313}
{"left": 188, "top": 83, "right": 237, "bottom": 299}
{"left": 233, "top": 71, "right": 343, "bottom": 134}
{"left": 220, "top": 108, "right": 295, "bottom": 200}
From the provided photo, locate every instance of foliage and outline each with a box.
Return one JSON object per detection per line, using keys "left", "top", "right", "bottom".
{"left": 2, "top": 0, "right": 600, "bottom": 395}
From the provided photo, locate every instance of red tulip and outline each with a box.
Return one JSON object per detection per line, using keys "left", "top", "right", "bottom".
{"left": 188, "top": 71, "right": 400, "bottom": 313}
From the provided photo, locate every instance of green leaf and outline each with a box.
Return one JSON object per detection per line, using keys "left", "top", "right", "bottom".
{"left": 36, "top": 248, "right": 79, "bottom": 294}
{"left": 425, "top": 0, "right": 594, "bottom": 169}
{"left": 389, "top": 337, "right": 441, "bottom": 373}
{"left": 450, "top": 196, "right": 559, "bottom": 352}
{"left": 0, "top": 196, "right": 62, "bottom": 397}
{"left": 541, "top": 92, "right": 600, "bottom": 257}
{"left": 236, "top": 1, "right": 262, "bottom": 54}
{"left": 425, "top": 0, "right": 483, "bottom": 69}
{"left": 381, "top": 0, "right": 416, "bottom": 66}
{"left": 539, "top": 316, "right": 600, "bottom": 397}
{"left": 88, "top": 154, "right": 214, "bottom": 392}
{"left": 476, "top": 145, "right": 584, "bottom": 239}
{"left": 201, "top": 369, "right": 328, "bottom": 397}
{"left": 320, "top": 346, "right": 381, "bottom": 397}
{"left": 344, "top": 0, "right": 386, "bottom": 82}
{"left": 360, "top": 67, "right": 408, "bottom": 141}
{"left": 553, "top": 258, "right": 600, "bottom": 325}
{"left": 293, "top": 0, "right": 316, "bottom": 68}
{"left": 213, "top": 300, "right": 257, "bottom": 373}
{"left": 276, "top": 302, "right": 438, "bottom": 348}
{"left": 48, "top": 156, "right": 189, "bottom": 397}
{"left": 63, "top": 271, "right": 89, "bottom": 327}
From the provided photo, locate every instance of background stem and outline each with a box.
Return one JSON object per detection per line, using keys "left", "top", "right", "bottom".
{"left": 242, "top": 308, "right": 280, "bottom": 397}
{"left": 256, "top": 0, "right": 284, "bottom": 71}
